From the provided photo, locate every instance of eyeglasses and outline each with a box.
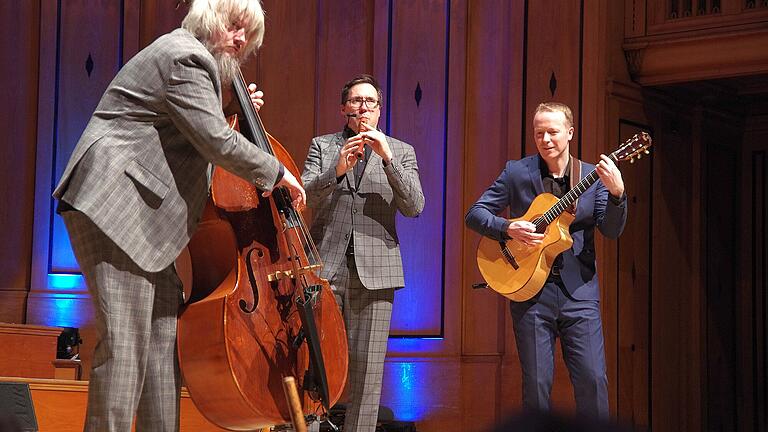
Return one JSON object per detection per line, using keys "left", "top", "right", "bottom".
{"left": 346, "top": 97, "right": 380, "bottom": 109}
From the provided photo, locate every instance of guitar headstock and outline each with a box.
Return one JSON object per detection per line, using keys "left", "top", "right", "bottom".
{"left": 612, "top": 131, "right": 652, "bottom": 163}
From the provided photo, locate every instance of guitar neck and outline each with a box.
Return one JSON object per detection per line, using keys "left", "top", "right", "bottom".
{"left": 539, "top": 154, "right": 618, "bottom": 225}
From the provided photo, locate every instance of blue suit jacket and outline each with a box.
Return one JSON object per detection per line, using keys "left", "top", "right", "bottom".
{"left": 465, "top": 154, "right": 627, "bottom": 301}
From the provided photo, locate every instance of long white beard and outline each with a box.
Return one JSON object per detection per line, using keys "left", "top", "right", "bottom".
{"left": 213, "top": 51, "right": 241, "bottom": 86}
{"left": 204, "top": 40, "right": 243, "bottom": 86}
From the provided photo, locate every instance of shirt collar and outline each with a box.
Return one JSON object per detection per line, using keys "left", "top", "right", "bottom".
{"left": 539, "top": 155, "right": 572, "bottom": 181}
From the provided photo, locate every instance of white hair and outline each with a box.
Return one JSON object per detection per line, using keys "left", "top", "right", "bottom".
{"left": 182, "top": 0, "right": 265, "bottom": 59}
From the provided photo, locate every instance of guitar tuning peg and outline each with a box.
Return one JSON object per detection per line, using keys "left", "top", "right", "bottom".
{"left": 637, "top": 153, "right": 642, "bottom": 159}
{"left": 644, "top": 149, "right": 650, "bottom": 154}
{"left": 630, "top": 158, "right": 635, "bottom": 164}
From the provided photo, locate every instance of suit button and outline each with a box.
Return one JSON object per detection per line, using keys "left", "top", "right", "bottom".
{"left": 352, "top": 208, "right": 358, "bottom": 214}
{"left": 344, "top": 234, "right": 349, "bottom": 240}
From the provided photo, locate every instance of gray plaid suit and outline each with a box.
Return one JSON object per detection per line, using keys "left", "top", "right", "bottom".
{"left": 53, "top": 28, "right": 281, "bottom": 431}
{"left": 302, "top": 130, "right": 424, "bottom": 431}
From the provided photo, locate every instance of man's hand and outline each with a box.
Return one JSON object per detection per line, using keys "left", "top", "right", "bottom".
{"left": 247, "top": 83, "right": 264, "bottom": 112}
{"left": 263, "top": 169, "right": 306, "bottom": 211}
{"left": 595, "top": 154, "right": 624, "bottom": 198}
{"left": 507, "top": 220, "right": 544, "bottom": 246}
{"left": 335, "top": 138, "right": 362, "bottom": 177}
{"left": 358, "top": 121, "right": 392, "bottom": 162}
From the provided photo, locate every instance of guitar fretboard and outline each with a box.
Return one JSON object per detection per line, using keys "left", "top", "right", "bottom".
{"left": 533, "top": 154, "right": 617, "bottom": 232}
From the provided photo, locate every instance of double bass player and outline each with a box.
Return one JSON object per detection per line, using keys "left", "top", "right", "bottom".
{"left": 53, "top": 1, "right": 304, "bottom": 430}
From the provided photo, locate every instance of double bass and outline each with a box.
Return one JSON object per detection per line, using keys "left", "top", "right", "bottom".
{"left": 176, "top": 71, "right": 348, "bottom": 430}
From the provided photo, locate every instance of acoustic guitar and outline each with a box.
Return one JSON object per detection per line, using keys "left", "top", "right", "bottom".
{"left": 476, "top": 132, "right": 652, "bottom": 302}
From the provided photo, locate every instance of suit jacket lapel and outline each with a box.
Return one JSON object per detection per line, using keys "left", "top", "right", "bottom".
{"left": 529, "top": 155, "right": 545, "bottom": 195}
{"left": 357, "top": 151, "right": 381, "bottom": 192}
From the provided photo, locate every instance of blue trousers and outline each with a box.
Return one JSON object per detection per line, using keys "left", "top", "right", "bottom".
{"left": 509, "top": 279, "right": 609, "bottom": 419}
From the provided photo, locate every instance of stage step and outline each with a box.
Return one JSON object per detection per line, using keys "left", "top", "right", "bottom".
{"left": 0, "top": 377, "right": 229, "bottom": 431}
{"left": 0, "top": 323, "right": 63, "bottom": 379}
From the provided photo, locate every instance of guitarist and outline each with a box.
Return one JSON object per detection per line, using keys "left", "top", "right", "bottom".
{"left": 465, "top": 102, "right": 627, "bottom": 419}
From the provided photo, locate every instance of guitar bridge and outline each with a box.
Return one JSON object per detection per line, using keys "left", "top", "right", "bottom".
{"left": 499, "top": 241, "right": 520, "bottom": 270}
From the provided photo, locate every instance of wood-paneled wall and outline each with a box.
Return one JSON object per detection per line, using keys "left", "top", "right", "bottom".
{"left": 0, "top": 1, "right": 40, "bottom": 323}
{"left": 2, "top": 1, "right": 767, "bottom": 431}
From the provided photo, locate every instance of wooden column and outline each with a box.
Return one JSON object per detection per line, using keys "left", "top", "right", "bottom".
{"left": 0, "top": 0, "right": 40, "bottom": 323}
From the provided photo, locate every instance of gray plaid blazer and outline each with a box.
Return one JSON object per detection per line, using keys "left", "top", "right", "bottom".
{"left": 302, "top": 131, "right": 425, "bottom": 290}
{"left": 53, "top": 28, "right": 281, "bottom": 273}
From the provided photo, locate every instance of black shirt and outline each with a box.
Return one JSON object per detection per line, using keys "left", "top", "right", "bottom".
{"left": 539, "top": 156, "right": 572, "bottom": 279}
{"left": 539, "top": 156, "right": 571, "bottom": 199}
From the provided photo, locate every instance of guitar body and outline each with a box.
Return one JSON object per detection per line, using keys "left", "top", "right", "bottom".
{"left": 476, "top": 193, "right": 575, "bottom": 302}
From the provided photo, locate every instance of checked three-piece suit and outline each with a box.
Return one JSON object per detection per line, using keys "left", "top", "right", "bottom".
{"left": 53, "top": 28, "right": 282, "bottom": 431}
{"left": 465, "top": 153, "right": 627, "bottom": 418}
{"left": 301, "top": 129, "right": 424, "bottom": 431}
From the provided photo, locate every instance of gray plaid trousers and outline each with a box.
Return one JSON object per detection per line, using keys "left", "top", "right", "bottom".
{"left": 63, "top": 211, "right": 183, "bottom": 432}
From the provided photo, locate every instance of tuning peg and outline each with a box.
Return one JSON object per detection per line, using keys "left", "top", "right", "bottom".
{"left": 637, "top": 153, "right": 642, "bottom": 159}
{"left": 630, "top": 158, "right": 635, "bottom": 164}
{"left": 644, "top": 149, "right": 650, "bottom": 154}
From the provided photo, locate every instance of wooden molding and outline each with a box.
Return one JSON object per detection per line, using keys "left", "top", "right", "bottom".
{"left": 623, "top": 23, "right": 768, "bottom": 85}
{"left": 623, "top": 48, "right": 644, "bottom": 81}
{"left": 606, "top": 79, "right": 644, "bottom": 105}
{"left": 0, "top": 323, "right": 62, "bottom": 337}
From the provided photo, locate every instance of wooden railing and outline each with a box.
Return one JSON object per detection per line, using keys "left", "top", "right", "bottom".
{"left": 626, "top": 0, "right": 768, "bottom": 38}
{"left": 665, "top": 0, "right": 768, "bottom": 19}
{"left": 668, "top": 0, "right": 722, "bottom": 19}
{"left": 622, "top": 0, "right": 768, "bottom": 85}
{"left": 667, "top": 0, "right": 727, "bottom": 19}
